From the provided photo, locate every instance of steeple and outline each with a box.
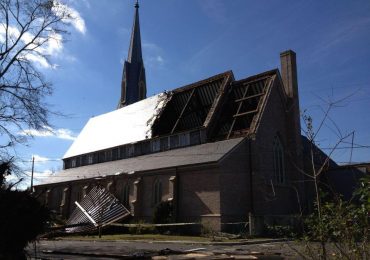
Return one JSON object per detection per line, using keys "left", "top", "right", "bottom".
{"left": 118, "top": 0, "right": 147, "bottom": 108}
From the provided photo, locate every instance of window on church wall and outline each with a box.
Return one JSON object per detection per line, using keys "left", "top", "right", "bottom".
{"left": 98, "top": 151, "right": 105, "bottom": 163}
{"left": 134, "top": 143, "right": 142, "bottom": 156}
{"left": 76, "top": 188, "right": 82, "bottom": 202}
{"left": 160, "top": 137, "right": 169, "bottom": 151}
{"left": 93, "top": 152, "right": 99, "bottom": 163}
{"left": 71, "top": 158, "right": 76, "bottom": 168}
{"left": 153, "top": 179, "right": 163, "bottom": 206}
{"left": 273, "top": 135, "right": 285, "bottom": 184}
{"left": 139, "top": 81, "right": 145, "bottom": 99}
{"left": 87, "top": 154, "right": 93, "bottom": 165}
{"left": 170, "top": 135, "right": 179, "bottom": 149}
{"left": 80, "top": 155, "right": 87, "bottom": 166}
{"left": 58, "top": 188, "right": 64, "bottom": 207}
{"left": 179, "top": 132, "right": 190, "bottom": 147}
{"left": 141, "top": 141, "right": 151, "bottom": 155}
{"left": 106, "top": 150, "right": 112, "bottom": 161}
{"left": 122, "top": 183, "right": 130, "bottom": 208}
{"left": 75, "top": 157, "right": 79, "bottom": 167}
{"left": 127, "top": 145, "right": 135, "bottom": 157}
{"left": 53, "top": 188, "right": 62, "bottom": 209}
{"left": 190, "top": 130, "right": 201, "bottom": 145}
{"left": 63, "top": 159, "right": 70, "bottom": 169}
{"left": 120, "top": 146, "right": 126, "bottom": 159}
{"left": 151, "top": 139, "right": 160, "bottom": 152}
{"left": 112, "top": 148, "right": 118, "bottom": 160}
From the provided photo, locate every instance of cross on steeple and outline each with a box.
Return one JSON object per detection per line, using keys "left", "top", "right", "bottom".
{"left": 118, "top": 0, "right": 147, "bottom": 108}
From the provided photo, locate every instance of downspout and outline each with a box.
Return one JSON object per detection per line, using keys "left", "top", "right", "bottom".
{"left": 248, "top": 138, "right": 254, "bottom": 214}
{"left": 175, "top": 167, "right": 179, "bottom": 222}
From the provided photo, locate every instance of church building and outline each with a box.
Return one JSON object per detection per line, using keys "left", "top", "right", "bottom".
{"left": 35, "top": 2, "right": 307, "bottom": 231}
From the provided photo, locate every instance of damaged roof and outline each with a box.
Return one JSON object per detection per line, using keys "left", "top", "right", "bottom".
{"left": 63, "top": 93, "right": 169, "bottom": 159}
{"left": 212, "top": 70, "right": 277, "bottom": 140}
{"left": 152, "top": 71, "right": 233, "bottom": 136}
{"left": 42, "top": 137, "right": 244, "bottom": 185}
{"left": 63, "top": 69, "right": 279, "bottom": 159}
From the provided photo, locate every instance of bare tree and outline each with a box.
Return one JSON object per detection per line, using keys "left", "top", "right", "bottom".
{"left": 293, "top": 93, "right": 370, "bottom": 260}
{"left": 0, "top": 0, "right": 73, "bottom": 155}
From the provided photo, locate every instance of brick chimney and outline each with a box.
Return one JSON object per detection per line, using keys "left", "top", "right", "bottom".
{"left": 280, "top": 50, "right": 305, "bottom": 210}
{"left": 280, "top": 50, "right": 302, "bottom": 163}
{"left": 280, "top": 50, "right": 298, "bottom": 99}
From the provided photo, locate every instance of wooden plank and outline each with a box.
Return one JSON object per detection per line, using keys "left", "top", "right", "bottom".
{"left": 233, "top": 109, "right": 259, "bottom": 118}
{"left": 234, "top": 92, "right": 264, "bottom": 103}
{"left": 227, "top": 84, "right": 250, "bottom": 139}
{"left": 170, "top": 88, "right": 195, "bottom": 134}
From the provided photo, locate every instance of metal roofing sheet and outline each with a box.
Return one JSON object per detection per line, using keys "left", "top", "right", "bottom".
{"left": 65, "top": 186, "right": 131, "bottom": 233}
{"left": 63, "top": 93, "right": 169, "bottom": 159}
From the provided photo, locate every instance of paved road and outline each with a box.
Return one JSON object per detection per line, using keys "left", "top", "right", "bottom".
{"left": 27, "top": 239, "right": 301, "bottom": 259}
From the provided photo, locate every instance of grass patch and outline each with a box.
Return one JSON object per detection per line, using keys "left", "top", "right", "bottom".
{"left": 57, "top": 234, "right": 228, "bottom": 242}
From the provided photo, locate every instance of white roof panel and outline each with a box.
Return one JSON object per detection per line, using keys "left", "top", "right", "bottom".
{"left": 63, "top": 93, "right": 169, "bottom": 158}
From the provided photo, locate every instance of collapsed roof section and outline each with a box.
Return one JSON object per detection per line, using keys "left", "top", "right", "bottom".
{"left": 151, "top": 71, "right": 234, "bottom": 137}
{"left": 211, "top": 70, "right": 277, "bottom": 140}
{"left": 152, "top": 70, "right": 277, "bottom": 140}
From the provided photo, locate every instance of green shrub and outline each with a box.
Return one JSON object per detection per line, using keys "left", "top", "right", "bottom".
{"left": 265, "top": 225, "right": 295, "bottom": 238}
{"left": 153, "top": 201, "right": 173, "bottom": 224}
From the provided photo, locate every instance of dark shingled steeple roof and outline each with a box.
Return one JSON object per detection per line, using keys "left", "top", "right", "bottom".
{"left": 118, "top": 0, "right": 147, "bottom": 108}
{"left": 127, "top": 0, "right": 142, "bottom": 63}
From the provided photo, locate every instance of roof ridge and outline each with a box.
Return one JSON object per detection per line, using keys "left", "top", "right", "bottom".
{"left": 172, "top": 70, "right": 234, "bottom": 93}
{"left": 233, "top": 69, "right": 278, "bottom": 85}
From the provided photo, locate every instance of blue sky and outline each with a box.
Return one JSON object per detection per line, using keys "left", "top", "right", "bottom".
{"left": 11, "top": 0, "right": 370, "bottom": 187}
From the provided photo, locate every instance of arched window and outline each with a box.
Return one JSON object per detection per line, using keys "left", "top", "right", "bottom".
{"left": 273, "top": 135, "right": 285, "bottom": 183}
{"left": 139, "top": 81, "right": 146, "bottom": 99}
{"left": 123, "top": 182, "right": 130, "bottom": 207}
{"left": 153, "top": 179, "right": 162, "bottom": 205}
{"left": 76, "top": 187, "right": 82, "bottom": 202}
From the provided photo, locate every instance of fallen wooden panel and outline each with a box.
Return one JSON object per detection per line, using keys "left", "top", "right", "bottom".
{"left": 65, "top": 186, "right": 130, "bottom": 233}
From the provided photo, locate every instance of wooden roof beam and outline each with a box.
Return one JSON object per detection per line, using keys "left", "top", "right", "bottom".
{"left": 170, "top": 88, "right": 195, "bottom": 134}
{"left": 234, "top": 92, "right": 265, "bottom": 103}
{"left": 233, "top": 109, "right": 259, "bottom": 118}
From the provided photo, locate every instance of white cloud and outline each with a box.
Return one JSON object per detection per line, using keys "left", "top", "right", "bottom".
{"left": 56, "top": 128, "right": 77, "bottom": 141}
{"left": 19, "top": 126, "right": 77, "bottom": 141}
{"left": 0, "top": 25, "right": 63, "bottom": 68}
{"left": 0, "top": 1, "right": 85, "bottom": 69}
{"left": 156, "top": 55, "right": 164, "bottom": 64}
{"left": 142, "top": 42, "right": 165, "bottom": 68}
{"left": 52, "top": 1, "right": 86, "bottom": 35}
{"left": 32, "top": 154, "right": 52, "bottom": 164}
{"left": 142, "top": 43, "right": 161, "bottom": 52}
{"left": 147, "top": 55, "right": 164, "bottom": 66}
{"left": 199, "top": 0, "right": 228, "bottom": 24}
{"left": 31, "top": 170, "right": 54, "bottom": 180}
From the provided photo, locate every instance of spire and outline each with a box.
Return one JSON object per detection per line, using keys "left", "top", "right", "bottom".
{"left": 118, "top": 0, "right": 147, "bottom": 108}
{"left": 127, "top": 0, "right": 142, "bottom": 63}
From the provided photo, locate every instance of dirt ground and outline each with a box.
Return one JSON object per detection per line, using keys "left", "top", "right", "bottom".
{"left": 27, "top": 239, "right": 308, "bottom": 259}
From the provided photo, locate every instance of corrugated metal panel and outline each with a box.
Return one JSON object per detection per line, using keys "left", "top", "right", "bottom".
{"left": 65, "top": 186, "right": 130, "bottom": 233}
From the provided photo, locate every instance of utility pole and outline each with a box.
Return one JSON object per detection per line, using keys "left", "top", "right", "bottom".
{"left": 30, "top": 156, "right": 35, "bottom": 192}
